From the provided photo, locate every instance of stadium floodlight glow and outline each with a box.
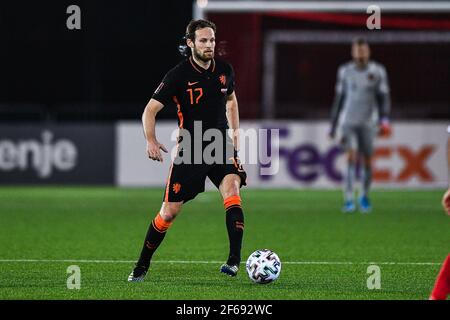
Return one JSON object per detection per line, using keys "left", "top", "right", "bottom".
{"left": 197, "top": 0, "right": 208, "bottom": 9}
{"left": 194, "top": 1, "right": 450, "bottom": 19}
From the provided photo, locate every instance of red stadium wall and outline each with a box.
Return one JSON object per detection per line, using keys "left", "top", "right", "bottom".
{"left": 208, "top": 13, "right": 263, "bottom": 119}
{"left": 207, "top": 12, "right": 450, "bottom": 120}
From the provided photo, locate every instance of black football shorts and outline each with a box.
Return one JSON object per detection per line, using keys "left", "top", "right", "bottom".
{"left": 162, "top": 154, "right": 247, "bottom": 203}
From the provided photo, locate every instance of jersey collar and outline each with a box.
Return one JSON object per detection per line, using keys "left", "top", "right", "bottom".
{"left": 352, "top": 60, "right": 371, "bottom": 71}
{"left": 189, "top": 56, "right": 216, "bottom": 74}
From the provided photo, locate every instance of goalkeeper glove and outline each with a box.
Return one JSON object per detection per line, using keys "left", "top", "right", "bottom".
{"left": 378, "top": 118, "right": 392, "bottom": 137}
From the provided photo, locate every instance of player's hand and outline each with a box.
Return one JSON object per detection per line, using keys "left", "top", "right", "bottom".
{"left": 146, "top": 140, "right": 168, "bottom": 162}
{"left": 378, "top": 119, "right": 392, "bottom": 138}
{"left": 442, "top": 188, "right": 450, "bottom": 216}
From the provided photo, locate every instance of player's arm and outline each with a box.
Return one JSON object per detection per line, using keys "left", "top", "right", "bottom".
{"left": 142, "top": 98, "right": 168, "bottom": 162}
{"left": 443, "top": 133, "right": 450, "bottom": 216}
{"left": 376, "top": 66, "right": 392, "bottom": 137}
{"left": 226, "top": 91, "right": 240, "bottom": 151}
{"left": 329, "top": 66, "right": 345, "bottom": 138}
{"left": 443, "top": 188, "right": 450, "bottom": 215}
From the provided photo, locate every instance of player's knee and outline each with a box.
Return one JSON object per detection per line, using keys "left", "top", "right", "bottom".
{"left": 223, "top": 186, "right": 240, "bottom": 200}
{"left": 220, "top": 176, "right": 241, "bottom": 199}
{"left": 160, "top": 202, "right": 183, "bottom": 222}
{"left": 347, "top": 152, "right": 357, "bottom": 164}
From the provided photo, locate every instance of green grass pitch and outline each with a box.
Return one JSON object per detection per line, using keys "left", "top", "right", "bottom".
{"left": 0, "top": 187, "right": 448, "bottom": 300}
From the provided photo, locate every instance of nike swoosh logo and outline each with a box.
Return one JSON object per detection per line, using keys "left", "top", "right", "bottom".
{"left": 188, "top": 81, "right": 199, "bottom": 86}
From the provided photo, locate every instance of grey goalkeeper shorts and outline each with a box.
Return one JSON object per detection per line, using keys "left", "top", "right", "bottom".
{"left": 339, "top": 124, "right": 377, "bottom": 157}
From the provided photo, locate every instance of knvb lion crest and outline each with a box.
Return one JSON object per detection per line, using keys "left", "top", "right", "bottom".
{"left": 172, "top": 183, "right": 181, "bottom": 194}
{"left": 219, "top": 74, "right": 226, "bottom": 86}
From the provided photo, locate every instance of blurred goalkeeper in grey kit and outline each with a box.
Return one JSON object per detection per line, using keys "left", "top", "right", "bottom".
{"left": 329, "top": 37, "right": 392, "bottom": 213}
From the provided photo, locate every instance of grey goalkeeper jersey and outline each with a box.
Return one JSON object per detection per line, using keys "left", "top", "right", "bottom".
{"left": 331, "top": 61, "right": 390, "bottom": 128}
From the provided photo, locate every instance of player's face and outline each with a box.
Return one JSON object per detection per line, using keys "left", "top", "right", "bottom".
{"left": 352, "top": 44, "right": 370, "bottom": 66}
{"left": 191, "top": 27, "right": 215, "bottom": 62}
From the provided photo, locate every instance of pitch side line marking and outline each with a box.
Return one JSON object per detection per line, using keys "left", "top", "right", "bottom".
{"left": 0, "top": 259, "right": 441, "bottom": 266}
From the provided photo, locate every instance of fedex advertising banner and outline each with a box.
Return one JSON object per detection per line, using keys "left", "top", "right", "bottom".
{"left": 116, "top": 121, "right": 449, "bottom": 188}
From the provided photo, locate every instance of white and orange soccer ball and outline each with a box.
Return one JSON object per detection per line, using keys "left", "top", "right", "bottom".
{"left": 245, "top": 249, "right": 281, "bottom": 284}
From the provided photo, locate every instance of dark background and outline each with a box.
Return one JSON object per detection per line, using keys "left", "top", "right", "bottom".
{"left": 276, "top": 42, "right": 450, "bottom": 119}
{"left": 0, "top": 2, "right": 449, "bottom": 122}
{"left": 0, "top": 1, "right": 194, "bottom": 122}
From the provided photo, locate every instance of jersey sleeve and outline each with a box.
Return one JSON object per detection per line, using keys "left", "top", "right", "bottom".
{"left": 227, "top": 64, "right": 235, "bottom": 95}
{"left": 330, "top": 65, "right": 346, "bottom": 132}
{"left": 375, "top": 65, "right": 391, "bottom": 121}
{"left": 152, "top": 69, "right": 178, "bottom": 106}
{"left": 377, "top": 65, "right": 390, "bottom": 94}
{"left": 335, "top": 65, "right": 346, "bottom": 95}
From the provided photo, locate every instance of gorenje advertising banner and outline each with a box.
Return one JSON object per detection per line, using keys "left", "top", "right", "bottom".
{"left": 0, "top": 124, "right": 115, "bottom": 184}
{"left": 117, "top": 121, "right": 448, "bottom": 189}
